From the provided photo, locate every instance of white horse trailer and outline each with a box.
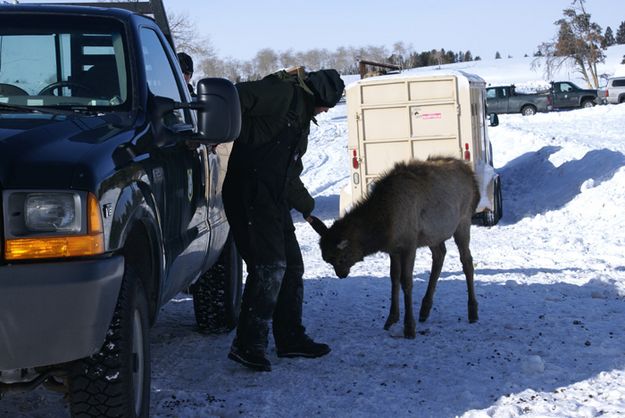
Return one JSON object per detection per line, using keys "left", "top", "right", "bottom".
{"left": 340, "top": 70, "right": 502, "bottom": 226}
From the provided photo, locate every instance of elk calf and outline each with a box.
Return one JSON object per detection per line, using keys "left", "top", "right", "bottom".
{"left": 310, "top": 157, "right": 480, "bottom": 338}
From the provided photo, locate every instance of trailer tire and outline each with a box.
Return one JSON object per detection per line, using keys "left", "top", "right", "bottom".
{"left": 68, "top": 266, "right": 150, "bottom": 418}
{"left": 482, "top": 177, "right": 502, "bottom": 227}
{"left": 192, "top": 232, "right": 242, "bottom": 333}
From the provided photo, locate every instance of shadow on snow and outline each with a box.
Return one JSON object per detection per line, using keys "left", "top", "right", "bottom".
{"left": 497, "top": 146, "right": 625, "bottom": 224}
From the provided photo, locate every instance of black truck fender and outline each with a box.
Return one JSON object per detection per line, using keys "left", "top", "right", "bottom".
{"left": 108, "top": 181, "right": 165, "bottom": 324}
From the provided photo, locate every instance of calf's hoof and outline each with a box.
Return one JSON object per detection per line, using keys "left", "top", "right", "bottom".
{"left": 404, "top": 327, "right": 416, "bottom": 339}
{"left": 418, "top": 303, "right": 432, "bottom": 323}
{"left": 468, "top": 303, "right": 479, "bottom": 323}
{"left": 384, "top": 315, "right": 399, "bottom": 330}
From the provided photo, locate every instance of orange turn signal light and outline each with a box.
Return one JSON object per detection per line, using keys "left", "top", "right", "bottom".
{"left": 4, "top": 193, "right": 105, "bottom": 261}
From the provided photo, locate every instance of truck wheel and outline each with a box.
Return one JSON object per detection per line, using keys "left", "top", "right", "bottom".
{"left": 192, "top": 232, "right": 243, "bottom": 333}
{"left": 482, "top": 177, "right": 502, "bottom": 227}
{"left": 618, "top": 95, "right": 625, "bottom": 104}
{"left": 581, "top": 99, "right": 594, "bottom": 108}
{"left": 68, "top": 267, "right": 150, "bottom": 418}
{"left": 521, "top": 105, "right": 536, "bottom": 116}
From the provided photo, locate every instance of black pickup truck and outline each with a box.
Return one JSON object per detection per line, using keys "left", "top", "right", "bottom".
{"left": 549, "top": 81, "right": 599, "bottom": 109}
{"left": 0, "top": 3, "right": 242, "bottom": 417}
{"left": 487, "top": 81, "right": 599, "bottom": 116}
{"left": 486, "top": 85, "right": 552, "bottom": 116}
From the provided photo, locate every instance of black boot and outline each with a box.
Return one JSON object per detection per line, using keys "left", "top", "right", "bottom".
{"left": 228, "top": 344, "right": 271, "bottom": 372}
{"left": 276, "top": 334, "right": 331, "bottom": 358}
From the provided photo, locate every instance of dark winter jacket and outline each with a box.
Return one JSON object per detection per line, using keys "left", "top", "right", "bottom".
{"left": 225, "top": 73, "right": 316, "bottom": 216}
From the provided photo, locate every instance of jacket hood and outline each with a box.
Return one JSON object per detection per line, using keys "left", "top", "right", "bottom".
{"left": 305, "top": 69, "right": 345, "bottom": 108}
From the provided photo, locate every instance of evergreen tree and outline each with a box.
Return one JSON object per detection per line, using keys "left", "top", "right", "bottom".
{"left": 616, "top": 21, "right": 625, "bottom": 44}
{"left": 464, "top": 51, "right": 473, "bottom": 61}
{"left": 603, "top": 26, "right": 615, "bottom": 47}
{"left": 495, "top": 51, "right": 502, "bottom": 59}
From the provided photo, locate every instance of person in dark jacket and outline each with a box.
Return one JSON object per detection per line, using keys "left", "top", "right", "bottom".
{"left": 177, "top": 52, "right": 195, "bottom": 96}
{"left": 223, "top": 68, "right": 344, "bottom": 372}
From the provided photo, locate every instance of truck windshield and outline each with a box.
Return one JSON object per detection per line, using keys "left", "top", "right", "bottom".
{"left": 0, "top": 14, "right": 130, "bottom": 110}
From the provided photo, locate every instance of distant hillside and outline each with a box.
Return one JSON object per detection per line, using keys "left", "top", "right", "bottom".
{"left": 371, "top": 45, "right": 625, "bottom": 91}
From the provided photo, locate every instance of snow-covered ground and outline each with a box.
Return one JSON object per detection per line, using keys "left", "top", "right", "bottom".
{"left": 3, "top": 48, "right": 625, "bottom": 418}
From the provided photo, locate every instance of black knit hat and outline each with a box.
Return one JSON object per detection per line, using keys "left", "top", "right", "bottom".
{"left": 305, "top": 69, "right": 345, "bottom": 108}
{"left": 177, "top": 52, "right": 194, "bottom": 75}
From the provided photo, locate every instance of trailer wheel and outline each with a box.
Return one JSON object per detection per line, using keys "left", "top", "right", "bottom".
{"left": 482, "top": 177, "right": 502, "bottom": 227}
{"left": 521, "top": 105, "right": 536, "bottom": 116}
{"left": 192, "top": 232, "right": 242, "bottom": 333}
{"left": 68, "top": 267, "right": 150, "bottom": 418}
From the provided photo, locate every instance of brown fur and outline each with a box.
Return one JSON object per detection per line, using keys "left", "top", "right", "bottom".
{"left": 316, "top": 157, "right": 480, "bottom": 338}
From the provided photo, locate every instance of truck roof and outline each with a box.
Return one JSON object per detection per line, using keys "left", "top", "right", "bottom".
{"left": 0, "top": 4, "right": 135, "bottom": 19}
{"left": 0, "top": 1, "right": 174, "bottom": 49}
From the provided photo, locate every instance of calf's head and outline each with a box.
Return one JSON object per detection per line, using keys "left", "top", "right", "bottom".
{"left": 309, "top": 216, "right": 362, "bottom": 279}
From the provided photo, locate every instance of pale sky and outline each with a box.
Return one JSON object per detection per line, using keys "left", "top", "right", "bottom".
{"left": 163, "top": 0, "right": 619, "bottom": 61}
{"left": 14, "top": 0, "right": 621, "bottom": 61}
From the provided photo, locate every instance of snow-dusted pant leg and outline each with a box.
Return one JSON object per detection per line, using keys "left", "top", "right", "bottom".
{"left": 236, "top": 262, "right": 286, "bottom": 353}
{"left": 273, "top": 217, "right": 305, "bottom": 347}
{"left": 224, "top": 180, "right": 290, "bottom": 353}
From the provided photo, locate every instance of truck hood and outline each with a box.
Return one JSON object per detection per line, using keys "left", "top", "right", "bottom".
{"left": 0, "top": 113, "right": 130, "bottom": 189}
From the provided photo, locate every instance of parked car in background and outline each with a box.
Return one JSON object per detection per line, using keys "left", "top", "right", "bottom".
{"left": 598, "top": 76, "right": 625, "bottom": 104}
{"left": 487, "top": 81, "right": 600, "bottom": 116}
{"left": 549, "top": 81, "right": 599, "bottom": 110}
{"left": 486, "top": 85, "right": 552, "bottom": 116}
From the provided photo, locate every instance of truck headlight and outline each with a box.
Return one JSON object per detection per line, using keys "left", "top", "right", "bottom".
{"left": 25, "top": 193, "right": 81, "bottom": 232}
{"left": 3, "top": 190, "right": 104, "bottom": 260}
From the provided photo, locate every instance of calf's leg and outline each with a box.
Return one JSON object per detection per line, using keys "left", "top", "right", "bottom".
{"left": 384, "top": 253, "right": 401, "bottom": 330}
{"left": 400, "top": 247, "right": 417, "bottom": 338}
{"left": 419, "top": 242, "right": 446, "bottom": 322}
{"left": 454, "top": 222, "right": 478, "bottom": 323}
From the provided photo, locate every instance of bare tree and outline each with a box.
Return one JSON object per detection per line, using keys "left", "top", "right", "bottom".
{"left": 252, "top": 48, "right": 279, "bottom": 78}
{"left": 167, "top": 10, "right": 214, "bottom": 57}
{"left": 536, "top": 0, "right": 605, "bottom": 88}
{"left": 278, "top": 49, "right": 296, "bottom": 69}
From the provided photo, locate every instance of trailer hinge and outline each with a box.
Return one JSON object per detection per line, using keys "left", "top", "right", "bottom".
{"left": 355, "top": 112, "right": 361, "bottom": 121}
{"left": 457, "top": 104, "right": 461, "bottom": 115}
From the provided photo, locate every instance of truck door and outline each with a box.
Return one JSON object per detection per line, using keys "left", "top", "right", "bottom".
{"left": 138, "top": 27, "right": 210, "bottom": 301}
{"left": 552, "top": 82, "right": 578, "bottom": 108}
{"left": 486, "top": 87, "right": 506, "bottom": 114}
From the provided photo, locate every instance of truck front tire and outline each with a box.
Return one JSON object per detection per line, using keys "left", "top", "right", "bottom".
{"left": 192, "top": 232, "right": 243, "bottom": 333}
{"left": 521, "top": 105, "right": 536, "bottom": 116}
{"left": 68, "top": 266, "right": 150, "bottom": 418}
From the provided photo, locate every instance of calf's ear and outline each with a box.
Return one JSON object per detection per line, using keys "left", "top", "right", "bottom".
{"left": 307, "top": 215, "right": 329, "bottom": 236}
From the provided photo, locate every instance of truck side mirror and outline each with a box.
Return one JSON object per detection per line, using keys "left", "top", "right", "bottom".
{"left": 489, "top": 113, "right": 499, "bottom": 127}
{"left": 195, "top": 78, "right": 241, "bottom": 143}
